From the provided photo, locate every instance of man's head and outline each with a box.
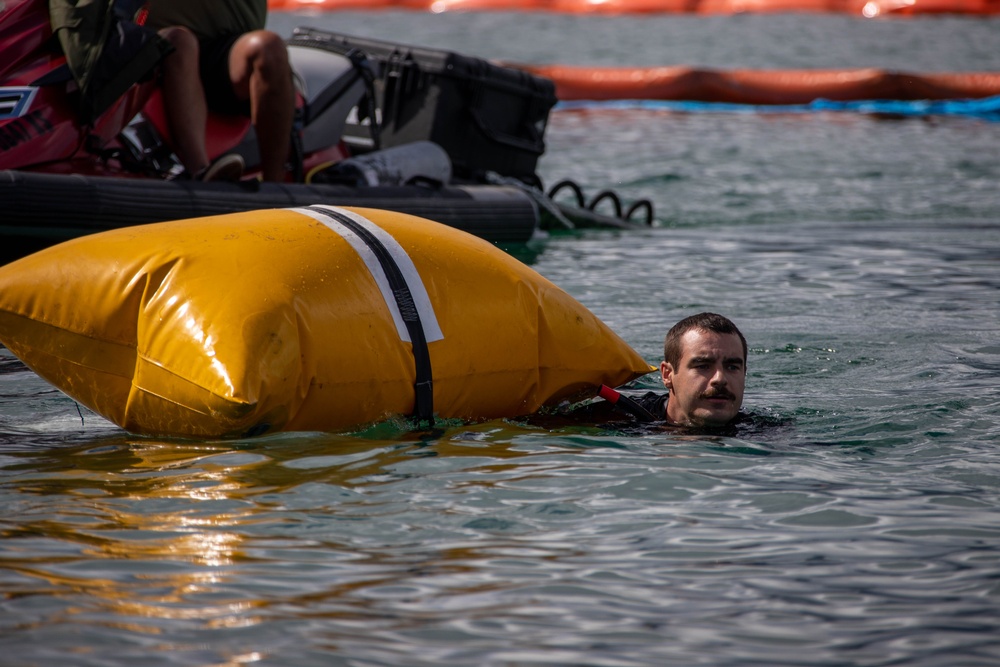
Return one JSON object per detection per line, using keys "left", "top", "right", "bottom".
{"left": 660, "top": 312, "right": 747, "bottom": 427}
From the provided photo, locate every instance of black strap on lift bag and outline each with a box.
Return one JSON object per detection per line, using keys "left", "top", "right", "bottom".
{"left": 308, "top": 206, "right": 434, "bottom": 424}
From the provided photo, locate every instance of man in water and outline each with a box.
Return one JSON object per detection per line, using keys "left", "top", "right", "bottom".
{"left": 601, "top": 312, "right": 748, "bottom": 429}
{"left": 527, "top": 312, "right": 750, "bottom": 432}
{"left": 146, "top": 0, "right": 294, "bottom": 182}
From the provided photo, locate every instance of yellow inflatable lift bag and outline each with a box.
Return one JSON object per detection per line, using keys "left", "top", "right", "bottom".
{"left": 0, "top": 206, "right": 652, "bottom": 438}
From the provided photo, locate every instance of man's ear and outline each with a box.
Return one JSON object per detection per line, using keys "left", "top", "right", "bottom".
{"left": 660, "top": 361, "right": 673, "bottom": 389}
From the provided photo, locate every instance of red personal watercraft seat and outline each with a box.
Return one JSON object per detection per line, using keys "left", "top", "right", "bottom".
{"left": 142, "top": 88, "right": 251, "bottom": 159}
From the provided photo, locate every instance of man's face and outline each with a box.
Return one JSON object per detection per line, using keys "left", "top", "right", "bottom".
{"left": 660, "top": 328, "right": 745, "bottom": 427}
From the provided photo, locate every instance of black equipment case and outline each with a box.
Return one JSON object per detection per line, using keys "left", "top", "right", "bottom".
{"left": 288, "top": 28, "right": 558, "bottom": 185}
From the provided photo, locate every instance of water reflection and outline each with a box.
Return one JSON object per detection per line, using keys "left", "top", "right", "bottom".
{"left": 1, "top": 399, "right": 998, "bottom": 664}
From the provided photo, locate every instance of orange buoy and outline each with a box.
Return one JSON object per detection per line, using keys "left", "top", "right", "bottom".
{"left": 509, "top": 64, "right": 1000, "bottom": 103}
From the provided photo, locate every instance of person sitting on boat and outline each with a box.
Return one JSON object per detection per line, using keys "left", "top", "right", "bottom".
{"left": 145, "top": 0, "right": 294, "bottom": 182}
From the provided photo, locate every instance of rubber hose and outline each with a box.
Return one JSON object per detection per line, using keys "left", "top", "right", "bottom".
{"left": 547, "top": 179, "right": 586, "bottom": 208}
{"left": 625, "top": 199, "right": 655, "bottom": 226}
{"left": 587, "top": 190, "right": 623, "bottom": 219}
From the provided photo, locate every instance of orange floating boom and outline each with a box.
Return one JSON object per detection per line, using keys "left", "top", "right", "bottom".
{"left": 268, "top": 0, "right": 1000, "bottom": 16}
{"left": 505, "top": 65, "right": 1000, "bottom": 103}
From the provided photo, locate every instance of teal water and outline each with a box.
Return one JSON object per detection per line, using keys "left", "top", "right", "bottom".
{"left": 2, "top": 12, "right": 1000, "bottom": 667}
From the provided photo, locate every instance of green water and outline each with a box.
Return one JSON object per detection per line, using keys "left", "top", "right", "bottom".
{"left": 2, "top": 12, "right": 1000, "bottom": 667}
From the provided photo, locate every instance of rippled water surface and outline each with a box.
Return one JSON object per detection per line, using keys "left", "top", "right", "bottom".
{"left": 2, "top": 12, "right": 1000, "bottom": 667}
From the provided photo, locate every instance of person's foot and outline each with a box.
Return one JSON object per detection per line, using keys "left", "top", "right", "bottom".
{"left": 197, "top": 154, "right": 245, "bottom": 182}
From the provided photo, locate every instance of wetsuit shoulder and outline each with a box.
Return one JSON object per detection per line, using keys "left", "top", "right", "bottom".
{"left": 630, "top": 391, "right": 667, "bottom": 421}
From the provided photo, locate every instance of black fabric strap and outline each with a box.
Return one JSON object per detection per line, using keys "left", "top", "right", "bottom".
{"left": 597, "top": 385, "right": 659, "bottom": 422}
{"left": 309, "top": 206, "right": 434, "bottom": 424}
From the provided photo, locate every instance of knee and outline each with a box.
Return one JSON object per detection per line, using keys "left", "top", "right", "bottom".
{"left": 159, "top": 26, "right": 198, "bottom": 52}
{"left": 159, "top": 26, "right": 199, "bottom": 67}
{"left": 246, "top": 31, "right": 291, "bottom": 80}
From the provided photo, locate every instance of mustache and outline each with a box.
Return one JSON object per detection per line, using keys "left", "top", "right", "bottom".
{"left": 700, "top": 389, "right": 735, "bottom": 401}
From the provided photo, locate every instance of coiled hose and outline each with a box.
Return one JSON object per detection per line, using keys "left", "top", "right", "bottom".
{"left": 547, "top": 179, "right": 655, "bottom": 227}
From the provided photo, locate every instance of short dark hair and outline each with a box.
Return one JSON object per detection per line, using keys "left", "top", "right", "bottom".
{"left": 664, "top": 312, "right": 747, "bottom": 369}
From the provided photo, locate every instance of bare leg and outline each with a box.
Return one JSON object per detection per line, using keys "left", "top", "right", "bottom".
{"left": 157, "top": 26, "right": 209, "bottom": 175}
{"left": 228, "top": 31, "right": 294, "bottom": 182}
